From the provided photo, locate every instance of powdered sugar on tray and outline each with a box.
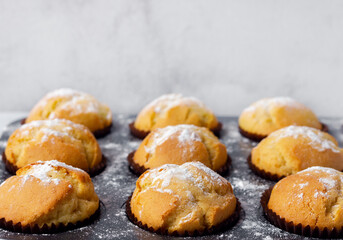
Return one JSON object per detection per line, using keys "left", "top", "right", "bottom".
{"left": 144, "top": 124, "right": 202, "bottom": 154}
{"left": 270, "top": 125, "right": 340, "bottom": 153}
{"left": 1, "top": 116, "right": 342, "bottom": 239}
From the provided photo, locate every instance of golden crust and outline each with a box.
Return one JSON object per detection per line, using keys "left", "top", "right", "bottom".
{"left": 5, "top": 119, "right": 102, "bottom": 172}
{"left": 0, "top": 160, "right": 99, "bottom": 228}
{"left": 268, "top": 167, "right": 343, "bottom": 230}
{"left": 239, "top": 97, "right": 321, "bottom": 137}
{"left": 130, "top": 162, "right": 236, "bottom": 234}
{"left": 251, "top": 126, "right": 343, "bottom": 178}
{"left": 26, "top": 88, "right": 112, "bottom": 133}
{"left": 134, "top": 94, "right": 218, "bottom": 132}
{"left": 133, "top": 125, "right": 227, "bottom": 171}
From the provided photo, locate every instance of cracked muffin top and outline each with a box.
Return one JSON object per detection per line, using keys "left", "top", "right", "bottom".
{"left": 132, "top": 124, "right": 227, "bottom": 173}
{"left": 26, "top": 88, "right": 112, "bottom": 133}
{"left": 133, "top": 94, "right": 219, "bottom": 133}
{"left": 239, "top": 97, "right": 322, "bottom": 139}
{"left": 5, "top": 119, "right": 102, "bottom": 173}
{"left": 268, "top": 166, "right": 343, "bottom": 230}
{"left": 251, "top": 126, "right": 343, "bottom": 178}
{"left": 0, "top": 160, "right": 99, "bottom": 229}
{"left": 129, "top": 162, "right": 237, "bottom": 235}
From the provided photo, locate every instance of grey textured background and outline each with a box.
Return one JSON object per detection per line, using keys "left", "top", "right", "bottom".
{"left": 0, "top": 0, "right": 343, "bottom": 116}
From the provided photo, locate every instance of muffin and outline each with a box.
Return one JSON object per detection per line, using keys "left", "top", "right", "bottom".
{"left": 25, "top": 88, "right": 112, "bottom": 137}
{"left": 239, "top": 97, "right": 324, "bottom": 141}
{"left": 126, "top": 162, "right": 239, "bottom": 236}
{"left": 4, "top": 119, "right": 105, "bottom": 175}
{"left": 249, "top": 126, "right": 343, "bottom": 181}
{"left": 262, "top": 166, "right": 343, "bottom": 237}
{"left": 130, "top": 94, "right": 221, "bottom": 138}
{"left": 128, "top": 124, "right": 229, "bottom": 175}
{"left": 0, "top": 160, "right": 99, "bottom": 233}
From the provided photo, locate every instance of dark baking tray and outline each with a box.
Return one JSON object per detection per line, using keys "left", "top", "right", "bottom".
{"left": 0, "top": 116, "right": 342, "bottom": 240}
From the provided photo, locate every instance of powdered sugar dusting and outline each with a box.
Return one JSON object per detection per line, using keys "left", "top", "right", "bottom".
{"left": 40, "top": 128, "right": 70, "bottom": 142}
{"left": 142, "top": 93, "right": 208, "bottom": 114}
{"left": 38, "top": 88, "right": 111, "bottom": 119}
{"left": 45, "top": 88, "right": 80, "bottom": 99}
{"left": 144, "top": 124, "right": 202, "bottom": 154}
{"left": 319, "top": 177, "right": 336, "bottom": 189}
{"left": 21, "top": 161, "right": 60, "bottom": 185}
{"left": 242, "top": 97, "right": 300, "bottom": 114}
{"left": 140, "top": 162, "right": 227, "bottom": 194}
{"left": 22, "top": 119, "right": 87, "bottom": 132}
{"left": 2, "top": 116, "right": 340, "bottom": 239}
{"left": 41, "top": 160, "right": 86, "bottom": 173}
{"left": 270, "top": 126, "right": 340, "bottom": 153}
{"left": 17, "top": 119, "right": 90, "bottom": 144}
{"left": 299, "top": 166, "right": 343, "bottom": 198}
{"left": 20, "top": 160, "right": 85, "bottom": 186}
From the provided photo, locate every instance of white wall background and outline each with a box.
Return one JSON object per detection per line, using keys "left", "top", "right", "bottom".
{"left": 0, "top": 0, "right": 343, "bottom": 116}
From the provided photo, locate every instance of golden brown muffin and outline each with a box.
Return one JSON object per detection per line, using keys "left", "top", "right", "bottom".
{"left": 239, "top": 97, "right": 322, "bottom": 140}
{"left": 128, "top": 162, "right": 238, "bottom": 235}
{"left": 132, "top": 94, "right": 220, "bottom": 137}
{"left": 131, "top": 124, "right": 228, "bottom": 174}
{"left": 251, "top": 126, "right": 343, "bottom": 179}
{"left": 0, "top": 160, "right": 99, "bottom": 232}
{"left": 26, "top": 88, "right": 112, "bottom": 134}
{"left": 4, "top": 119, "right": 103, "bottom": 174}
{"left": 268, "top": 166, "right": 343, "bottom": 231}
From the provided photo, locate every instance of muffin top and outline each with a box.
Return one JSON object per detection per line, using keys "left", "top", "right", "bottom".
{"left": 26, "top": 88, "right": 112, "bottom": 133}
{"left": 134, "top": 94, "right": 219, "bottom": 132}
{"left": 251, "top": 126, "right": 343, "bottom": 178}
{"left": 268, "top": 166, "right": 343, "bottom": 230}
{"left": 133, "top": 124, "right": 227, "bottom": 172}
{"left": 239, "top": 97, "right": 321, "bottom": 137}
{"left": 0, "top": 160, "right": 99, "bottom": 228}
{"left": 130, "top": 162, "right": 236, "bottom": 235}
{"left": 5, "top": 119, "right": 102, "bottom": 172}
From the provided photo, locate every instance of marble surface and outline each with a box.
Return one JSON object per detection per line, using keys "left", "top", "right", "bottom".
{"left": 1, "top": 1, "right": 343, "bottom": 117}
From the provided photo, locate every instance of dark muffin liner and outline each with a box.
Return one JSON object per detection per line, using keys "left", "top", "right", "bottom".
{"left": 0, "top": 203, "right": 100, "bottom": 234}
{"left": 126, "top": 194, "right": 240, "bottom": 237}
{"left": 238, "top": 126, "right": 266, "bottom": 142}
{"left": 2, "top": 152, "right": 107, "bottom": 177}
{"left": 261, "top": 186, "right": 343, "bottom": 238}
{"left": 93, "top": 123, "right": 113, "bottom": 138}
{"left": 21, "top": 118, "right": 112, "bottom": 139}
{"left": 129, "top": 122, "right": 223, "bottom": 139}
{"left": 127, "top": 151, "right": 232, "bottom": 177}
{"left": 239, "top": 122, "right": 329, "bottom": 142}
{"left": 247, "top": 154, "right": 284, "bottom": 181}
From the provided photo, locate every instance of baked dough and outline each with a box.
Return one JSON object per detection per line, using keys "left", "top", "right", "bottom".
{"left": 129, "top": 162, "right": 237, "bottom": 235}
{"left": 239, "top": 97, "right": 321, "bottom": 138}
{"left": 26, "top": 88, "right": 112, "bottom": 133}
{"left": 5, "top": 119, "right": 103, "bottom": 173}
{"left": 134, "top": 94, "right": 219, "bottom": 132}
{"left": 133, "top": 124, "right": 227, "bottom": 172}
{"left": 251, "top": 126, "right": 343, "bottom": 178}
{"left": 0, "top": 160, "right": 99, "bottom": 229}
{"left": 268, "top": 166, "right": 343, "bottom": 230}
